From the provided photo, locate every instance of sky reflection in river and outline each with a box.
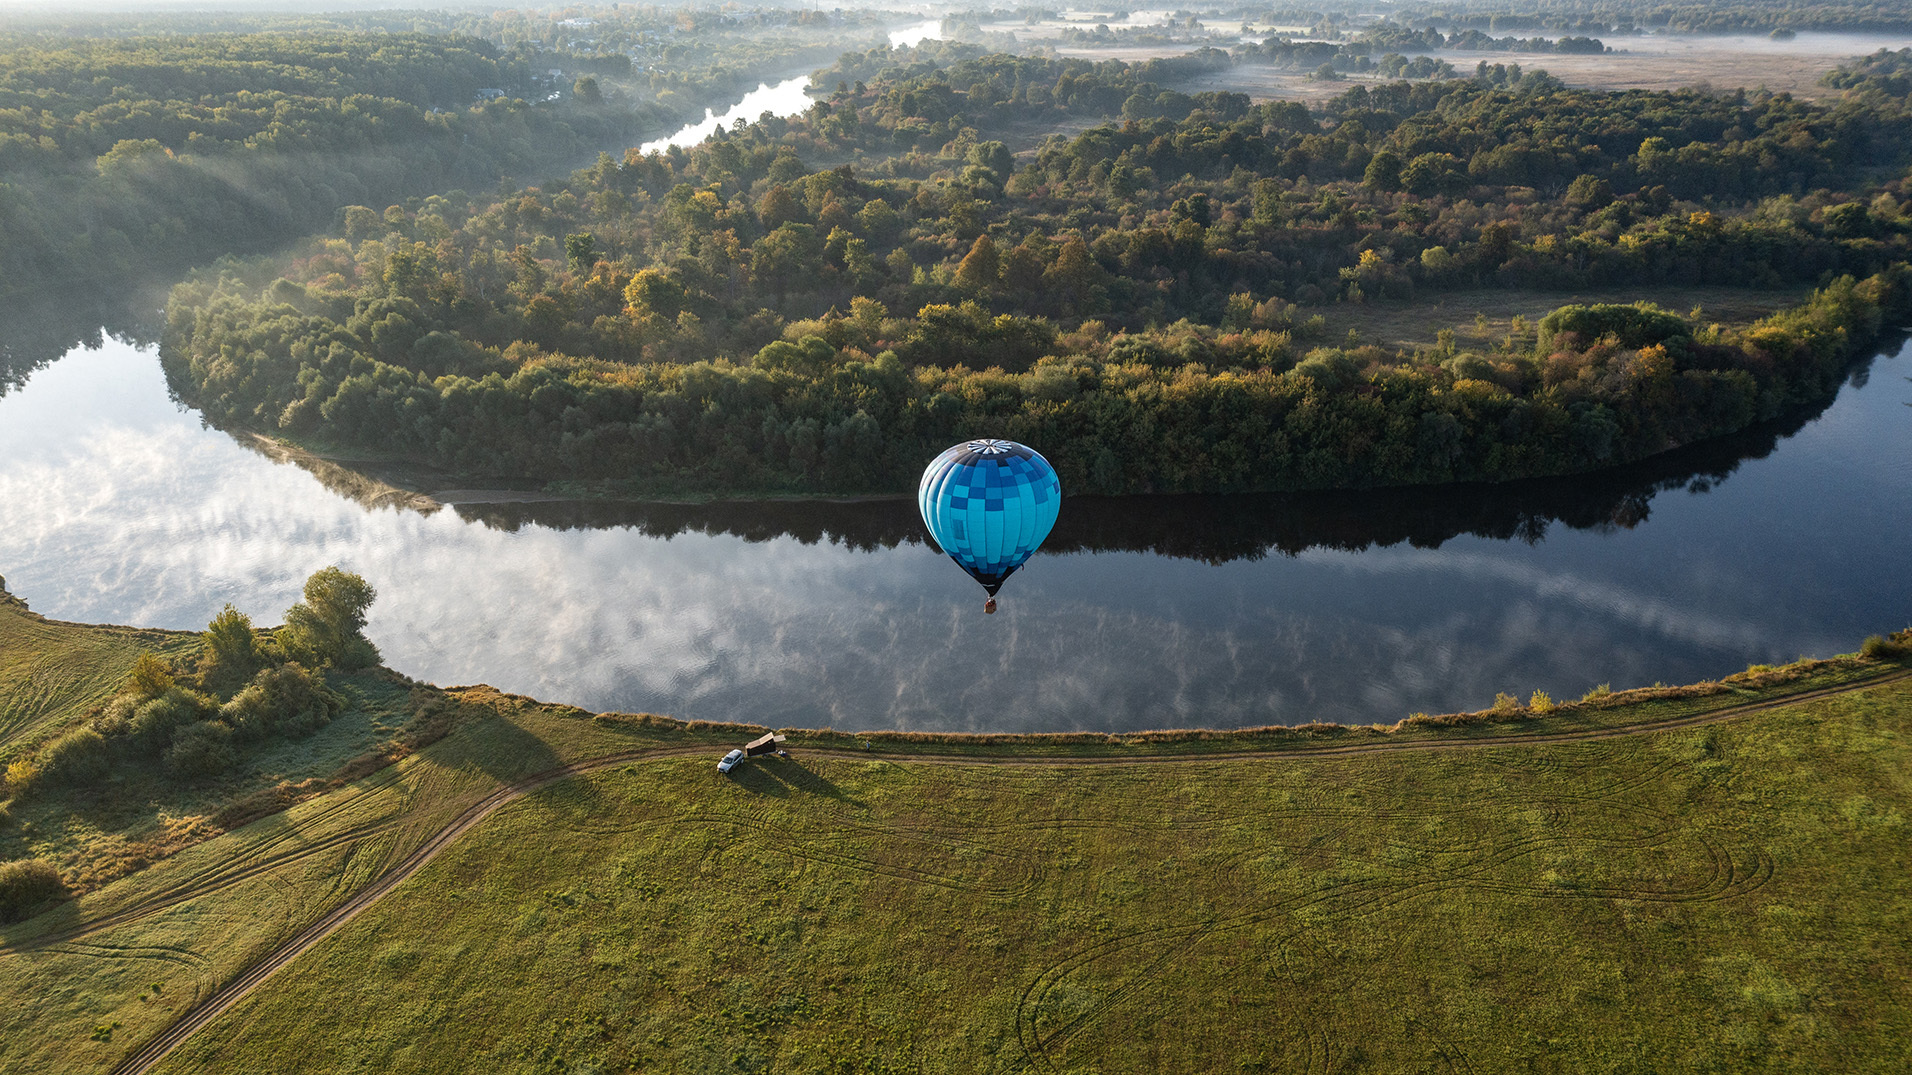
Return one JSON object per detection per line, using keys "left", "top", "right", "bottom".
{"left": 0, "top": 338, "right": 1905, "bottom": 732}
{"left": 639, "top": 76, "right": 816, "bottom": 155}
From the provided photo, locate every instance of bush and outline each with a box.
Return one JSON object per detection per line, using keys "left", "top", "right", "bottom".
{"left": 38, "top": 727, "right": 112, "bottom": 787}
{"left": 3, "top": 760, "right": 38, "bottom": 798}
{"left": 199, "top": 603, "right": 261, "bottom": 689}
{"left": 1860, "top": 633, "right": 1909, "bottom": 659}
{"left": 129, "top": 688, "right": 212, "bottom": 748}
{"left": 165, "top": 722, "right": 237, "bottom": 779}
{"left": 1289, "top": 348, "right": 1362, "bottom": 391}
{"left": 219, "top": 663, "right": 344, "bottom": 741}
{"left": 1535, "top": 302, "right": 1690, "bottom": 354}
{"left": 91, "top": 695, "right": 138, "bottom": 737}
{"left": 0, "top": 858, "right": 67, "bottom": 923}
{"left": 125, "top": 653, "right": 175, "bottom": 700}
{"left": 279, "top": 567, "right": 379, "bottom": 669}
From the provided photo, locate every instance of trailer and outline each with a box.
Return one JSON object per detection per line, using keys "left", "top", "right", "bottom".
{"left": 744, "top": 732, "right": 788, "bottom": 757}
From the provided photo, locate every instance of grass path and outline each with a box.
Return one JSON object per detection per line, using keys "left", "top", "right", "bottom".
{"left": 107, "top": 664, "right": 1912, "bottom": 1075}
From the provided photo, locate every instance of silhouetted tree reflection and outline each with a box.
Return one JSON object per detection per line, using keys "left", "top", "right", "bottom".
{"left": 0, "top": 292, "right": 161, "bottom": 398}
{"left": 444, "top": 382, "right": 1846, "bottom": 564}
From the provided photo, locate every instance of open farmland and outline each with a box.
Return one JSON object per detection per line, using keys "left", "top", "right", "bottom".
{"left": 1317, "top": 283, "right": 1815, "bottom": 352}
{"left": 1069, "top": 30, "right": 1912, "bottom": 99}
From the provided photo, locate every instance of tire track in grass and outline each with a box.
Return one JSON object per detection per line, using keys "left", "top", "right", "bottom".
{"left": 101, "top": 666, "right": 1912, "bottom": 1075}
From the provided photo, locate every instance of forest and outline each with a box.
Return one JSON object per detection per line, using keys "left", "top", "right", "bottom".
{"left": 163, "top": 43, "right": 1912, "bottom": 496}
{"left": 0, "top": 8, "right": 884, "bottom": 314}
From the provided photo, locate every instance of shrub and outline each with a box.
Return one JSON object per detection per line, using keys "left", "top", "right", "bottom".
{"left": 3, "top": 760, "right": 39, "bottom": 798}
{"left": 165, "top": 722, "right": 237, "bottom": 779}
{"left": 39, "top": 727, "right": 112, "bottom": 787}
{"left": 126, "top": 652, "right": 176, "bottom": 700}
{"left": 1529, "top": 691, "right": 1556, "bottom": 713}
{"left": 91, "top": 695, "right": 139, "bottom": 737}
{"left": 199, "top": 603, "right": 261, "bottom": 688}
{"left": 219, "top": 663, "right": 344, "bottom": 741}
{"left": 1289, "top": 348, "right": 1362, "bottom": 391}
{"left": 0, "top": 858, "right": 67, "bottom": 923}
{"left": 279, "top": 567, "right": 379, "bottom": 669}
{"left": 129, "top": 689, "right": 212, "bottom": 748}
{"left": 1535, "top": 302, "right": 1690, "bottom": 354}
{"left": 1860, "top": 634, "right": 1908, "bottom": 659}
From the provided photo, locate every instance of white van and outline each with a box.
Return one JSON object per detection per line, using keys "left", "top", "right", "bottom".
{"left": 717, "top": 749, "right": 745, "bottom": 774}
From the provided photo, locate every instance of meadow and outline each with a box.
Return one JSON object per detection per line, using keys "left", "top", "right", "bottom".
{"left": 2, "top": 578, "right": 1906, "bottom": 1074}
{"left": 150, "top": 669, "right": 1912, "bottom": 1075}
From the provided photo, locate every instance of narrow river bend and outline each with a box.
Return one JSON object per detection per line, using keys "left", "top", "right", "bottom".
{"left": 0, "top": 334, "right": 1905, "bottom": 732}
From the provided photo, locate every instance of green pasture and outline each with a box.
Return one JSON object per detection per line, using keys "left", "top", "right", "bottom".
{"left": 0, "top": 585, "right": 419, "bottom": 893}
{"left": 142, "top": 678, "right": 1909, "bottom": 1074}
{"left": 0, "top": 585, "right": 194, "bottom": 762}
{"left": 0, "top": 685, "right": 740, "bottom": 1073}
{"left": 1320, "top": 283, "right": 1814, "bottom": 353}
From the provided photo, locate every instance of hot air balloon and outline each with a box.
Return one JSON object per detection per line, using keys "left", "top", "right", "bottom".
{"left": 918, "top": 439, "right": 1061, "bottom": 613}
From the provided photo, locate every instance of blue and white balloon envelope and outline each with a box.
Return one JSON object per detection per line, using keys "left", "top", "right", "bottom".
{"left": 917, "top": 439, "right": 1061, "bottom": 607}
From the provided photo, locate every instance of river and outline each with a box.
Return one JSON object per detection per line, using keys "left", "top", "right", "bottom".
{"left": 638, "top": 76, "right": 819, "bottom": 155}
{"left": 0, "top": 328, "right": 1904, "bottom": 733}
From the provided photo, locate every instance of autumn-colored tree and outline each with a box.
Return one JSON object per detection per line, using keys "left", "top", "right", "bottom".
{"left": 758, "top": 185, "right": 802, "bottom": 229}
{"left": 624, "top": 266, "right": 688, "bottom": 323}
{"left": 954, "top": 234, "right": 1000, "bottom": 292}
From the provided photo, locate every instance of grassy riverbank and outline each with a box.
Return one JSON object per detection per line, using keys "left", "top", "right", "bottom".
{"left": 1, "top": 583, "right": 1907, "bottom": 1072}
{"left": 154, "top": 667, "right": 1912, "bottom": 1074}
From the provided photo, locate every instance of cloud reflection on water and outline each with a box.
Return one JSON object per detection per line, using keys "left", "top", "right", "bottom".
{"left": 0, "top": 338, "right": 1905, "bottom": 732}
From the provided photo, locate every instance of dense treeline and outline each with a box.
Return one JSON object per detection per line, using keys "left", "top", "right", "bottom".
{"left": 0, "top": 31, "right": 652, "bottom": 308}
{"left": 1235, "top": 36, "right": 1460, "bottom": 79}
{"left": 1822, "top": 48, "right": 1912, "bottom": 95}
{"left": 165, "top": 262, "right": 1911, "bottom": 496}
{"left": 810, "top": 43, "right": 1238, "bottom": 138}
{"left": 1359, "top": 23, "right": 1607, "bottom": 54}
{"left": 469, "top": 5, "right": 886, "bottom": 117}
{"left": 178, "top": 52, "right": 1912, "bottom": 329}
{"left": 164, "top": 49, "right": 1912, "bottom": 497}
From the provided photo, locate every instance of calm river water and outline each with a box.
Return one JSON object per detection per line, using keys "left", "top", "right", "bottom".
{"left": 0, "top": 335, "right": 1905, "bottom": 732}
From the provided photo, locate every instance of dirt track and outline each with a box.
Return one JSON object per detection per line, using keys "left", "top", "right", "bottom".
{"left": 107, "top": 666, "right": 1911, "bottom": 1075}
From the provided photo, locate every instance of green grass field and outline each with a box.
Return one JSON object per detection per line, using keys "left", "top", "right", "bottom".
{"left": 1320, "top": 284, "right": 1812, "bottom": 353}
{"left": 1, "top": 584, "right": 1907, "bottom": 1074}
{"left": 0, "top": 583, "right": 195, "bottom": 762}
{"left": 0, "top": 585, "right": 426, "bottom": 894}
{"left": 140, "top": 680, "right": 1909, "bottom": 1075}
